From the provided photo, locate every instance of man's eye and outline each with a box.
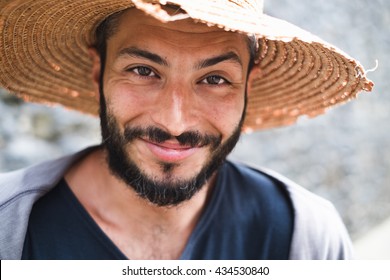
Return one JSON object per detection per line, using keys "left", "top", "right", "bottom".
{"left": 202, "top": 75, "right": 228, "bottom": 85}
{"left": 130, "top": 66, "right": 156, "bottom": 77}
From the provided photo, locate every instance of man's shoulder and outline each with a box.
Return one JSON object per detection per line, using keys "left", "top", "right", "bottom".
{"left": 225, "top": 160, "right": 354, "bottom": 259}
{"left": 0, "top": 146, "right": 95, "bottom": 259}
{"left": 225, "top": 160, "right": 338, "bottom": 211}
{"left": 0, "top": 147, "right": 94, "bottom": 203}
{"left": 222, "top": 160, "right": 285, "bottom": 191}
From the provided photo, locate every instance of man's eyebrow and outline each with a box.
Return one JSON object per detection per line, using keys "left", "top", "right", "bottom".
{"left": 117, "top": 47, "right": 168, "bottom": 66}
{"left": 196, "top": 51, "right": 243, "bottom": 69}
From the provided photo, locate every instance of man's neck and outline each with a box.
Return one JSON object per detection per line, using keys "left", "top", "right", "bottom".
{"left": 64, "top": 148, "right": 216, "bottom": 259}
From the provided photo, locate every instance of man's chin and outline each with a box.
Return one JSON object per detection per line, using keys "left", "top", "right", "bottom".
{"left": 104, "top": 150, "right": 208, "bottom": 206}
{"left": 150, "top": 160, "right": 205, "bottom": 179}
{"left": 124, "top": 169, "right": 209, "bottom": 207}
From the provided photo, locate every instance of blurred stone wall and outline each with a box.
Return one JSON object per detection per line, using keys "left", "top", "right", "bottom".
{"left": 0, "top": 0, "right": 389, "bottom": 240}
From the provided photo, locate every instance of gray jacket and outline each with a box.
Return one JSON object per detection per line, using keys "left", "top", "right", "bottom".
{"left": 0, "top": 147, "right": 353, "bottom": 259}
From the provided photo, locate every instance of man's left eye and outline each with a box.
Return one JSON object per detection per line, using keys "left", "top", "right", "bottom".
{"left": 202, "top": 75, "right": 229, "bottom": 85}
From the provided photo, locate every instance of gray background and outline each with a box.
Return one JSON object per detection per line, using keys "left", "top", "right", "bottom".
{"left": 0, "top": 0, "right": 389, "bottom": 242}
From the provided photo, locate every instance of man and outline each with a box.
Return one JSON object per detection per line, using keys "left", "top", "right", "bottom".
{"left": 0, "top": 0, "right": 373, "bottom": 259}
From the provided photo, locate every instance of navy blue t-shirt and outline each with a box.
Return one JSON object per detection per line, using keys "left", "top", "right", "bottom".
{"left": 22, "top": 161, "right": 294, "bottom": 259}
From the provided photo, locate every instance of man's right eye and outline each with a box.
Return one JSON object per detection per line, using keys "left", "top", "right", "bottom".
{"left": 128, "top": 66, "right": 156, "bottom": 77}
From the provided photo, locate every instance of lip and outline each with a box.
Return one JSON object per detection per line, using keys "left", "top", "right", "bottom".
{"left": 141, "top": 139, "right": 199, "bottom": 163}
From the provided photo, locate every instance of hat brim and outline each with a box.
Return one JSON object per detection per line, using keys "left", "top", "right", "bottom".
{"left": 0, "top": 0, "right": 373, "bottom": 130}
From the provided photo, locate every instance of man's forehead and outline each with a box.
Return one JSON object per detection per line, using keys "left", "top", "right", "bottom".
{"left": 114, "top": 7, "right": 246, "bottom": 39}
{"left": 99, "top": 6, "right": 253, "bottom": 70}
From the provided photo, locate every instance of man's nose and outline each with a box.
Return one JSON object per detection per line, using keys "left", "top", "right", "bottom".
{"left": 150, "top": 82, "right": 197, "bottom": 137}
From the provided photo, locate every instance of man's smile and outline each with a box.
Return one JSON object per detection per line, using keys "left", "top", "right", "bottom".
{"left": 141, "top": 138, "right": 200, "bottom": 163}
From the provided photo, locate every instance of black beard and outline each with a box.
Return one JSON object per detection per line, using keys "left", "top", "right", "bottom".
{"left": 99, "top": 90, "right": 245, "bottom": 207}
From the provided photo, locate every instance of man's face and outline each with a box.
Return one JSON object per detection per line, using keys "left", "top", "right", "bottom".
{"left": 97, "top": 8, "right": 251, "bottom": 206}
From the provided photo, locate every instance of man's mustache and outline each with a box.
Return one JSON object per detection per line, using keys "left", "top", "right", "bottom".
{"left": 124, "top": 126, "right": 222, "bottom": 149}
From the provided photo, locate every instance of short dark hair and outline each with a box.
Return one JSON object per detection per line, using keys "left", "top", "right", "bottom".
{"left": 93, "top": 9, "right": 257, "bottom": 74}
{"left": 93, "top": 10, "right": 125, "bottom": 74}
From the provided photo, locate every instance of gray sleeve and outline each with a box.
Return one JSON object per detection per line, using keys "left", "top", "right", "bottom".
{"left": 255, "top": 166, "right": 353, "bottom": 259}
{"left": 288, "top": 185, "right": 354, "bottom": 259}
{"left": 0, "top": 170, "right": 46, "bottom": 259}
{"left": 0, "top": 147, "right": 92, "bottom": 259}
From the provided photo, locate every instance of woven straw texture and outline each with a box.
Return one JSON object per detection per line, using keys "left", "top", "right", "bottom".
{"left": 0, "top": 0, "right": 374, "bottom": 130}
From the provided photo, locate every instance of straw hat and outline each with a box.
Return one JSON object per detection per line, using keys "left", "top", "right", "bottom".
{"left": 0, "top": 0, "right": 374, "bottom": 130}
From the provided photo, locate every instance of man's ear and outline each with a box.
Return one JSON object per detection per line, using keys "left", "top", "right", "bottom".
{"left": 88, "top": 48, "right": 101, "bottom": 102}
{"left": 246, "top": 65, "right": 262, "bottom": 97}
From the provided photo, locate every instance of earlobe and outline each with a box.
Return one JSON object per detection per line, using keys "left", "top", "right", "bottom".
{"left": 88, "top": 48, "right": 101, "bottom": 101}
{"left": 246, "top": 66, "right": 262, "bottom": 97}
